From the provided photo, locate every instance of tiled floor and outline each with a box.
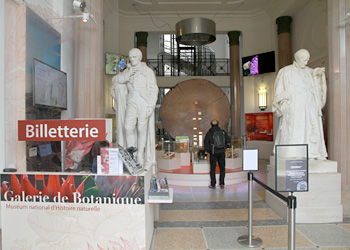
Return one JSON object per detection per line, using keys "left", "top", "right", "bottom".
{"left": 151, "top": 159, "right": 350, "bottom": 250}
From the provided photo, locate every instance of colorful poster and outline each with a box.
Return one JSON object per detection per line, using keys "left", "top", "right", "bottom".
{"left": 1, "top": 174, "right": 144, "bottom": 204}
{"left": 245, "top": 112, "right": 273, "bottom": 141}
{"left": 1, "top": 174, "right": 146, "bottom": 249}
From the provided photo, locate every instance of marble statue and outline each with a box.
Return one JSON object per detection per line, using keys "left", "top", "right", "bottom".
{"left": 272, "top": 49, "right": 328, "bottom": 159}
{"left": 111, "top": 48, "right": 159, "bottom": 166}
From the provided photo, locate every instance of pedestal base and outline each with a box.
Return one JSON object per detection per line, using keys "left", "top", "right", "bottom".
{"left": 226, "top": 158, "right": 242, "bottom": 170}
{"left": 180, "top": 152, "right": 191, "bottom": 166}
{"left": 237, "top": 235, "right": 263, "bottom": 248}
{"left": 157, "top": 158, "right": 181, "bottom": 171}
{"left": 193, "top": 161, "right": 210, "bottom": 173}
{"left": 266, "top": 157, "right": 343, "bottom": 223}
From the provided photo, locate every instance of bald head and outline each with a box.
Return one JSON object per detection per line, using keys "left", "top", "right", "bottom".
{"left": 211, "top": 120, "right": 219, "bottom": 126}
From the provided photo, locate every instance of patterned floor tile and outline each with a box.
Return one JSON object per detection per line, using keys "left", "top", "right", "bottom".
{"left": 297, "top": 224, "right": 350, "bottom": 247}
{"left": 153, "top": 228, "right": 207, "bottom": 250}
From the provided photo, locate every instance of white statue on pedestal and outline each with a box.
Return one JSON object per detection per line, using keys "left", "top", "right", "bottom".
{"left": 272, "top": 49, "right": 328, "bottom": 160}
{"left": 111, "top": 48, "right": 159, "bottom": 166}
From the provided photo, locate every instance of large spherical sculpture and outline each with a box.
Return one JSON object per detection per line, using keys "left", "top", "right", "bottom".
{"left": 159, "top": 79, "right": 231, "bottom": 146}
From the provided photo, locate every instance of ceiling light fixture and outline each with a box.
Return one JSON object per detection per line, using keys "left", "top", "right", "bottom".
{"left": 175, "top": 17, "right": 216, "bottom": 46}
{"left": 82, "top": 12, "right": 89, "bottom": 23}
{"left": 54, "top": 0, "right": 97, "bottom": 24}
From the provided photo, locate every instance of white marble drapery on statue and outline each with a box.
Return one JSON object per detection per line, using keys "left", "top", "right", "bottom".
{"left": 272, "top": 49, "right": 328, "bottom": 159}
{"left": 111, "top": 48, "right": 158, "bottom": 166}
{"left": 111, "top": 79, "right": 128, "bottom": 148}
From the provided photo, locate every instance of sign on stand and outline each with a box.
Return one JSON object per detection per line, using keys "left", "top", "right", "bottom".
{"left": 275, "top": 144, "right": 309, "bottom": 192}
{"left": 243, "top": 149, "right": 259, "bottom": 171}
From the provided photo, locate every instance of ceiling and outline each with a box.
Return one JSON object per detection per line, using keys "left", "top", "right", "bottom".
{"left": 112, "top": 0, "right": 310, "bottom": 18}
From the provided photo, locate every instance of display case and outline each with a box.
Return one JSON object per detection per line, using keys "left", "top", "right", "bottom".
{"left": 231, "top": 136, "right": 245, "bottom": 149}
{"left": 192, "top": 145, "right": 208, "bottom": 163}
{"left": 157, "top": 140, "right": 180, "bottom": 170}
{"left": 175, "top": 136, "right": 190, "bottom": 166}
{"left": 226, "top": 137, "right": 244, "bottom": 170}
{"left": 192, "top": 145, "right": 210, "bottom": 173}
{"left": 175, "top": 136, "right": 189, "bottom": 153}
{"left": 162, "top": 140, "right": 176, "bottom": 159}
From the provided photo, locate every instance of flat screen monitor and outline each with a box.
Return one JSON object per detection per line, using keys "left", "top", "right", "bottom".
{"left": 38, "top": 144, "right": 52, "bottom": 157}
{"left": 242, "top": 51, "right": 275, "bottom": 76}
{"left": 33, "top": 59, "right": 67, "bottom": 109}
{"left": 105, "top": 52, "right": 129, "bottom": 75}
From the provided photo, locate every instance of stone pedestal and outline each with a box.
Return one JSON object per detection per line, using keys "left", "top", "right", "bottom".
{"left": 193, "top": 161, "right": 210, "bottom": 173}
{"left": 266, "top": 156, "right": 343, "bottom": 223}
{"left": 226, "top": 157, "right": 242, "bottom": 170}
{"left": 180, "top": 152, "right": 191, "bottom": 166}
{"left": 157, "top": 158, "right": 181, "bottom": 171}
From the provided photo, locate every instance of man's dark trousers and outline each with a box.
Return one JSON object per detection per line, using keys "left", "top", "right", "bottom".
{"left": 209, "top": 152, "right": 226, "bottom": 187}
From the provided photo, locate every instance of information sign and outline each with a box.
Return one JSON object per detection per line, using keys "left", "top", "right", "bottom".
{"left": 285, "top": 159, "right": 308, "bottom": 191}
{"left": 243, "top": 149, "right": 259, "bottom": 171}
{"left": 275, "top": 144, "right": 308, "bottom": 192}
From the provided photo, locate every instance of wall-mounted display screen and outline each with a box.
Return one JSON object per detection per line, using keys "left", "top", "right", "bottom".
{"left": 242, "top": 51, "right": 275, "bottom": 76}
{"left": 38, "top": 144, "right": 52, "bottom": 157}
{"left": 105, "top": 52, "right": 129, "bottom": 75}
{"left": 33, "top": 59, "right": 67, "bottom": 109}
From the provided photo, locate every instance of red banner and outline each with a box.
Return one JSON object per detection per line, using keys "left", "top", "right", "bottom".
{"left": 18, "top": 120, "right": 106, "bottom": 141}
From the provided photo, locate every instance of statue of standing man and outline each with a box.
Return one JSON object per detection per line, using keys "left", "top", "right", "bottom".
{"left": 272, "top": 49, "right": 327, "bottom": 160}
{"left": 111, "top": 48, "right": 159, "bottom": 166}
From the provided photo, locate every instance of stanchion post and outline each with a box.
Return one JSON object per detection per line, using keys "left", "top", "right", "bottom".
{"left": 288, "top": 194, "right": 297, "bottom": 250}
{"left": 248, "top": 171, "right": 253, "bottom": 243}
{"left": 237, "top": 172, "right": 262, "bottom": 247}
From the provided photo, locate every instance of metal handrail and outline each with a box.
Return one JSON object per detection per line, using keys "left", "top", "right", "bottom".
{"left": 147, "top": 58, "right": 230, "bottom": 76}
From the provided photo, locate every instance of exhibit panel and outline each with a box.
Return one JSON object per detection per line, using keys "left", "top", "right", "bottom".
{"left": 1, "top": 166, "right": 156, "bottom": 249}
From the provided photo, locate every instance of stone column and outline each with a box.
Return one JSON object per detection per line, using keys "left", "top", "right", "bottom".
{"left": 74, "top": 0, "right": 104, "bottom": 118}
{"left": 4, "top": 2, "right": 26, "bottom": 171}
{"left": 327, "top": 0, "right": 350, "bottom": 191}
{"left": 227, "top": 31, "right": 241, "bottom": 139}
{"left": 276, "top": 16, "right": 292, "bottom": 69}
{"left": 136, "top": 31, "right": 148, "bottom": 63}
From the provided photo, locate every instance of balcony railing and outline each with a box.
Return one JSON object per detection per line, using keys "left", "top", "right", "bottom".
{"left": 148, "top": 57, "right": 230, "bottom": 76}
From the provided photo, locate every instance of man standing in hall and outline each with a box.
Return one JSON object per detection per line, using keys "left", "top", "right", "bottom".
{"left": 204, "top": 120, "right": 230, "bottom": 189}
{"left": 111, "top": 48, "right": 158, "bottom": 166}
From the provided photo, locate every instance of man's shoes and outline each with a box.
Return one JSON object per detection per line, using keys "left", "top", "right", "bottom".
{"left": 220, "top": 185, "right": 225, "bottom": 189}
{"left": 208, "top": 185, "right": 216, "bottom": 189}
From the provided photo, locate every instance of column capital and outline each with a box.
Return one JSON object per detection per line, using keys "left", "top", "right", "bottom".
{"left": 227, "top": 31, "right": 241, "bottom": 46}
{"left": 136, "top": 31, "right": 148, "bottom": 47}
{"left": 276, "top": 16, "right": 292, "bottom": 35}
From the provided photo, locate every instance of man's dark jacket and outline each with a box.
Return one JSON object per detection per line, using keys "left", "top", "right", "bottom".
{"left": 204, "top": 125, "right": 230, "bottom": 154}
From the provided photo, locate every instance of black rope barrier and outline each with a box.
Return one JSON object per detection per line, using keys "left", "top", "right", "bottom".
{"left": 252, "top": 175, "right": 289, "bottom": 203}
{"left": 239, "top": 171, "right": 297, "bottom": 250}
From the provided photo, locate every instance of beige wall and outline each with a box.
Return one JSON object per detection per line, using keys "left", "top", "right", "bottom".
{"left": 0, "top": 0, "right": 5, "bottom": 170}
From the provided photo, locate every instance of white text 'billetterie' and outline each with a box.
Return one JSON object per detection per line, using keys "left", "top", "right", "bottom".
{"left": 18, "top": 120, "right": 106, "bottom": 141}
